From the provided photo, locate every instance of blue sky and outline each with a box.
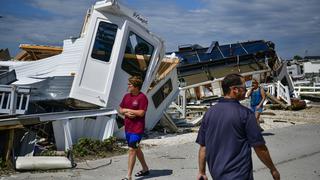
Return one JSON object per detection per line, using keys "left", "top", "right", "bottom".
{"left": 0, "top": 0, "right": 319, "bottom": 59}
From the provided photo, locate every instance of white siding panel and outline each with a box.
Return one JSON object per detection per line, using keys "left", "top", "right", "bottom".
{"left": 304, "top": 62, "right": 320, "bottom": 74}
{"left": 0, "top": 38, "right": 86, "bottom": 85}
{"left": 52, "top": 115, "right": 116, "bottom": 151}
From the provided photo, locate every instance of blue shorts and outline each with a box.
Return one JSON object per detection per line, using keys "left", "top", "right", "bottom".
{"left": 125, "top": 132, "right": 142, "bottom": 149}
{"left": 250, "top": 105, "right": 263, "bottom": 113}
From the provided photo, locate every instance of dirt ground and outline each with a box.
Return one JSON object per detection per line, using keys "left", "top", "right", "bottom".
{"left": 261, "top": 105, "right": 320, "bottom": 129}
{"left": 1, "top": 104, "right": 319, "bottom": 176}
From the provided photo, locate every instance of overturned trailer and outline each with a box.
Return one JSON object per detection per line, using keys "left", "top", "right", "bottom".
{"left": 173, "top": 40, "right": 281, "bottom": 85}
{"left": 0, "top": 0, "right": 179, "bottom": 151}
{"left": 167, "top": 40, "right": 295, "bottom": 120}
{"left": 171, "top": 40, "right": 294, "bottom": 94}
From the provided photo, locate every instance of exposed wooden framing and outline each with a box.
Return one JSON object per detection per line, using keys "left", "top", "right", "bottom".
{"left": 14, "top": 50, "right": 28, "bottom": 60}
{"left": 157, "top": 57, "right": 179, "bottom": 81}
{"left": 15, "top": 44, "right": 63, "bottom": 61}
{"left": 3, "top": 129, "right": 14, "bottom": 167}
{"left": 266, "top": 92, "right": 288, "bottom": 109}
{"left": 31, "top": 51, "right": 38, "bottom": 60}
{"left": 124, "top": 53, "right": 151, "bottom": 61}
{"left": 19, "top": 44, "right": 62, "bottom": 52}
{"left": 0, "top": 124, "right": 23, "bottom": 130}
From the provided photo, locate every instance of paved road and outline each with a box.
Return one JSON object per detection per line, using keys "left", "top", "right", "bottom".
{"left": 3, "top": 124, "right": 320, "bottom": 180}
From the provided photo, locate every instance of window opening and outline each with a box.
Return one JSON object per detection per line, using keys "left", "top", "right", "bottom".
{"left": 121, "top": 32, "right": 154, "bottom": 80}
{"left": 91, "top": 22, "right": 118, "bottom": 62}
{"left": 152, "top": 79, "right": 173, "bottom": 108}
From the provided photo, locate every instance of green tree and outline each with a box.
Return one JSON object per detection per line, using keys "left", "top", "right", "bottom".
{"left": 293, "top": 55, "right": 302, "bottom": 60}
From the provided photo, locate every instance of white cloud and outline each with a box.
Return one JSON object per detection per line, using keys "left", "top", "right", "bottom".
{"left": 130, "top": 0, "right": 320, "bottom": 58}
{"left": 0, "top": 0, "right": 96, "bottom": 56}
{"left": 0, "top": 0, "right": 319, "bottom": 58}
{"left": 28, "top": 0, "right": 97, "bottom": 17}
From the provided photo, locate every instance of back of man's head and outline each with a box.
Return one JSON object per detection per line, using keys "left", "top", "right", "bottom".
{"left": 221, "top": 73, "right": 243, "bottom": 95}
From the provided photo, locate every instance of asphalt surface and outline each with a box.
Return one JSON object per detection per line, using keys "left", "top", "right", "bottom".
{"left": 2, "top": 124, "right": 320, "bottom": 180}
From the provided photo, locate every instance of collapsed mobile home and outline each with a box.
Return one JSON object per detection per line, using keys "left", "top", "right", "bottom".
{"left": 0, "top": 0, "right": 294, "bottom": 167}
{"left": 0, "top": 0, "right": 179, "bottom": 154}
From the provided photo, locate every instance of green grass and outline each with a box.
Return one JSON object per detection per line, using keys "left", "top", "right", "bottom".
{"left": 72, "top": 137, "right": 127, "bottom": 159}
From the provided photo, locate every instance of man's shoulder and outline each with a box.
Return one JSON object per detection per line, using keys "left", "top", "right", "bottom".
{"left": 205, "top": 102, "right": 225, "bottom": 115}
{"left": 214, "top": 100, "right": 253, "bottom": 113}
{"left": 138, "top": 92, "right": 148, "bottom": 99}
{"left": 239, "top": 103, "right": 251, "bottom": 110}
{"left": 123, "top": 93, "right": 131, "bottom": 98}
{"left": 139, "top": 92, "right": 147, "bottom": 97}
{"left": 238, "top": 103, "right": 255, "bottom": 117}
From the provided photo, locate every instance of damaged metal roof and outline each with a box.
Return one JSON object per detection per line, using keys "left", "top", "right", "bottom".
{"left": 174, "top": 40, "right": 275, "bottom": 65}
{"left": 170, "top": 40, "right": 277, "bottom": 85}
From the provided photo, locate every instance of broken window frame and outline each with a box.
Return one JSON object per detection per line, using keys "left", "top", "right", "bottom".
{"left": 152, "top": 79, "right": 173, "bottom": 108}
{"left": 121, "top": 31, "right": 154, "bottom": 80}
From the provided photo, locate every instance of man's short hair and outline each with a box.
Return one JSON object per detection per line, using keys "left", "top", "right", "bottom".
{"left": 129, "top": 76, "right": 143, "bottom": 90}
{"left": 221, "top": 73, "right": 243, "bottom": 95}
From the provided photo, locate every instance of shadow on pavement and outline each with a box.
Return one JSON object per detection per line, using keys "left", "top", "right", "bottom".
{"left": 135, "top": 169, "right": 173, "bottom": 179}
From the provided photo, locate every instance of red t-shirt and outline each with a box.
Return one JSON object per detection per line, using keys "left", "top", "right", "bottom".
{"left": 119, "top": 92, "right": 148, "bottom": 134}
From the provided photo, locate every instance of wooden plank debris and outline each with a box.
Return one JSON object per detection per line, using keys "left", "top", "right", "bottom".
{"left": 266, "top": 92, "right": 288, "bottom": 109}
{"left": 15, "top": 44, "right": 62, "bottom": 61}
{"left": 0, "top": 124, "right": 23, "bottom": 131}
{"left": 3, "top": 129, "right": 14, "bottom": 167}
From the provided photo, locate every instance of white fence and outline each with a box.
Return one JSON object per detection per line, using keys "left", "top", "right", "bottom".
{"left": 172, "top": 69, "right": 272, "bottom": 118}
{"left": 174, "top": 80, "right": 294, "bottom": 119}
{"left": 294, "top": 86, "right": 320, "bottom": 97}
{"left": 173, "top": 78, "right": 223, "bottom": 118}
{"left": 264, "top": 81, "right": 291, "bottom": 106}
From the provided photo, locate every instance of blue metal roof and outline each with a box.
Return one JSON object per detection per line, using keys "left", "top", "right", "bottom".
{"left": 170, "top": 40, "right": 274, "bottom": 65}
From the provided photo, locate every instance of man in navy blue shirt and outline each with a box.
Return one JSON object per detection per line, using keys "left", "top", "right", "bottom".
{"left": 196, "top": 74, "right": 280, "bottom": 180}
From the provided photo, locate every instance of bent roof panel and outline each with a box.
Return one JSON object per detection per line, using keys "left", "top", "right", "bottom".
{"left": 173, "top": 40, "right": 272, "bottom": 65}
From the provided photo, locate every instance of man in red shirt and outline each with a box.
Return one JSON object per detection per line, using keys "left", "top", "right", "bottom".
{"left": 119, "top": 76, "right": 149, "bottom": 180}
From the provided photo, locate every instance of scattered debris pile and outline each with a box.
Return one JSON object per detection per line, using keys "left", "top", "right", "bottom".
{"left": 266, "top": 93, "right": 307, "bottom": 110}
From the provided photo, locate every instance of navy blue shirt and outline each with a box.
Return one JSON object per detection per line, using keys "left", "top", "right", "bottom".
{"left": 196, "top": 98, "right": 265, "bottom": 180}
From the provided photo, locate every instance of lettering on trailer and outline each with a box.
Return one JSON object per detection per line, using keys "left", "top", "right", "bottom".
{"left": 133, "top": 12, "right": 148, "bottom": 25}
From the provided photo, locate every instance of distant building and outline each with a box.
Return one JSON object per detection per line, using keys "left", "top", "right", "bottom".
{"left": 287, "top": 56, "right": 320, "bottom": 82}
{"left": 0, "top": 48, "right": 11, "bottom": 61}
{"left": 287, "top": 61, "right": 302, "bottom": 77}
{"left": 304, "top": 56, "right": 320, "bottom": 61}
{"left": 303, "top": 57, "right": 320, "bottom": 79}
